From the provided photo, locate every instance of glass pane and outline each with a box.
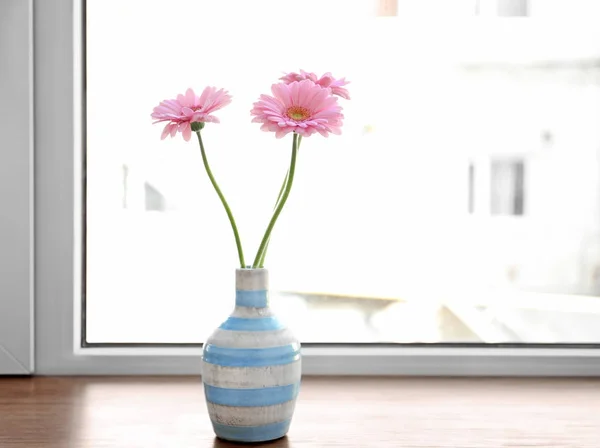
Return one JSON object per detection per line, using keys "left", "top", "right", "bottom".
{"left": 86, "top": 0, "right": 600, "bottom": 344}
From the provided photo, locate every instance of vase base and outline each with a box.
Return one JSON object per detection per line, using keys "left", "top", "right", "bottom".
{"left": 212, "top": 419, "right": 291, "bottom": 443}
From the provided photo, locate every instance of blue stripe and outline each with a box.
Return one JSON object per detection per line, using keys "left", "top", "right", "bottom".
{"left": 212, "top": 419, "right": 291, "bottom": 443}
{"left": 202, "top": 343, "right": 300, "bottom": 367}
{"left": 219, "top": 316, "right": 284, "bottom": 331}
{"left": 235, "top": 289, "right": 268, "bottom": 308}
{"left": 205, "top": 383, "right": 300, "bottom": 407}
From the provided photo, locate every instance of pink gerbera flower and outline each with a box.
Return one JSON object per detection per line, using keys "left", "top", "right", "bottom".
{"left": 280, "top": 70, "right": 350, "bottom": 100}
{"left": 151, "top": 87, "right": 232, "bottom": 141}
{"left": 250, "top": 80, "right": 344, "bottom": 139}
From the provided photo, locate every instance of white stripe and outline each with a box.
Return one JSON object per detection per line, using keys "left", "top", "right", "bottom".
{"left": 206, "top": 328, "right": 296, "bottom": 349}
{"left": 207, "top": 400, "right": 297, "bottom": 426}
{"left": 202, "top": 360, "right": 302, "bottom": 388}
{"left": 231, "top": 306, "right": 275, "bottom": 318}
{"left": 236, "top": 269, "right": 268, "bottom": 290}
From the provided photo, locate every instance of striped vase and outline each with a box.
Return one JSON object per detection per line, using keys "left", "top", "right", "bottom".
{"left": 201, "top": 268, "right": 301, "bottom": 443}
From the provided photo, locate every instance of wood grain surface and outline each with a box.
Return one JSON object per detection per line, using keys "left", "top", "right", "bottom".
{"left": 0, "top": 376, "right": 599, "bottom": 447}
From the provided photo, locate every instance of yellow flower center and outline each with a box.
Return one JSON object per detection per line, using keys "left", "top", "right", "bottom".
{"left": 286, "top": 106, "right": 310, "bottom": 121}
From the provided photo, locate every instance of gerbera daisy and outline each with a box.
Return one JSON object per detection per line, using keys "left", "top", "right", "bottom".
{"left": 250, "top": 80, "right": 344, "bottom": 139}
{"left": 280, "top": 70, "right": 350, "bottom": 100}
{"left": 151, "top": 87, "right": 232, "bottom": 141}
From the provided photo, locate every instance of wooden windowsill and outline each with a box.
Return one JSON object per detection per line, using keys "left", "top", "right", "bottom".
{"left": 0, "top": 376, "right": 599, "bottom": 447}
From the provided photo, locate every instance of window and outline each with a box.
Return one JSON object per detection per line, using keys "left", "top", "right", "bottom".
{"left": 490, "top": 159, "right": 525, "bottom": 216}
{"left": 83, "top": 0, "right": 600, "bottom": 347}
{"left": 29, "top": 0, "right": 600, "bottom": 375}
{"left": 469, "top": 158, "right": 526, "bottom": 216}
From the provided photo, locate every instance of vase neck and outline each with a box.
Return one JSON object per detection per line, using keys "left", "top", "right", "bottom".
{"left": 235, "top": 268, "right": 269, "bottom": 308}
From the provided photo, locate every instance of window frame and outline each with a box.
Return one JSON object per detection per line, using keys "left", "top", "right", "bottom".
{"left": 34, "top": 0, "right": 600, "bottom": 375}
{"left": 0, "top": 0, "right": 35, "bottom": 375}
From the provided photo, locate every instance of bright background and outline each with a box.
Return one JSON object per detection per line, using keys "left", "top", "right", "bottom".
{"left": 86, "top": 0, "right": 600, "bottom": 343}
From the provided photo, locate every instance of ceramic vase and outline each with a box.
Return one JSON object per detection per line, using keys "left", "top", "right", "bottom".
{"left": 201, "top": 268, "right": 301, "bottom": 443}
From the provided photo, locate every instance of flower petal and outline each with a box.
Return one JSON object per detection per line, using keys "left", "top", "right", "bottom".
{"left": 181, "top": 122, "right": 192, "bottom": 141}
{"left": 161, "top": 123, "right": 172, "bottom": 140}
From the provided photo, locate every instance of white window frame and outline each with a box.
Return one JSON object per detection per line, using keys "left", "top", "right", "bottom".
{"left": 30, "top": 0, "right": 600, "bottom": 375}
{"left": 0, "top": 0, "right": 34, "bottom": 374}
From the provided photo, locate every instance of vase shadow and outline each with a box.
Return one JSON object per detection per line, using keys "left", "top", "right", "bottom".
{"left": 212, "top": 435, "right": 290, "bottom": 448}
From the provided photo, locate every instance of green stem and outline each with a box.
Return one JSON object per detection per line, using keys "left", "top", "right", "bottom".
{"left": 257, "top": 170, "right": 289, "bottom": 267}
{"left": 256, "top": 136, "right": 303, "bottom": 268}
{"left": 253, "top": 133, "right": 299, "bottom": 268}
{"left": 196, "top": 131, "right": 245, "bottom": 268}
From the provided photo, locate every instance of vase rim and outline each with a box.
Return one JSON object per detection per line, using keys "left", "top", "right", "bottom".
{"left": 236, "top": 268, "right": 269, "bottom": 291}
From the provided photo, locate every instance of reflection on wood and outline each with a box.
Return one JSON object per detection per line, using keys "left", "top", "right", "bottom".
{"left": 0, "top": 376, "right": 599, "bottom": 447}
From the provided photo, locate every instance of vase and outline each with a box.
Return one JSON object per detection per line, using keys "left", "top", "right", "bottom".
{"left": 201, "top": 268, "right": 302, "bottom": 443}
